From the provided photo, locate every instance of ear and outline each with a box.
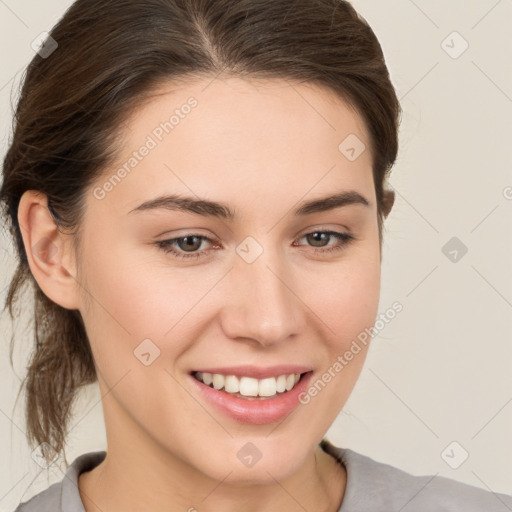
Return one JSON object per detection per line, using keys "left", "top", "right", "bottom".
{"left": 381, "top": 187, "right": 395, "bottom": 218}
{"left": 17, "top": 190, "right": 80, "bottom": 310}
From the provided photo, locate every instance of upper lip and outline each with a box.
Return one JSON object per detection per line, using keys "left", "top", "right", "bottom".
{"left": 191, "top": 365, "right": 313, "bottom": 379}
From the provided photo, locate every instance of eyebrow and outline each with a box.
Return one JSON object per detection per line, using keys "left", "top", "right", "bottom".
{"left": 128, "top": 191, "right": 370, "bottom": 219}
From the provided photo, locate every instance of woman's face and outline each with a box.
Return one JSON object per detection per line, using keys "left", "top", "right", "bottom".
{"left": 76, "top": 76, "right": 381, "bottom": 483}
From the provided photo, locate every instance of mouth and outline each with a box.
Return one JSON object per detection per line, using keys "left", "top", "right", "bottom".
{"left": 188, "top": 367, "right": 314, "bottom": 424}
{"left": 192, "top": 371, "right": 305, "bottom": 400}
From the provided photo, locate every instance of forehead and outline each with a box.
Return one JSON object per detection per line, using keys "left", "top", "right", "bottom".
{"left": 90, "top": 76, "right": 375, "bottom": 218}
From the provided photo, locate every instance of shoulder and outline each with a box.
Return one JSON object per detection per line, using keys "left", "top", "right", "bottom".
{"left": 320, "top": 439, "right": 512, "bottom": 512}
{"left": 13, "top": 480, "right": 62, "bottom": 512}
{"left": 13, "top": 451, "right": 106, "bottom": 512}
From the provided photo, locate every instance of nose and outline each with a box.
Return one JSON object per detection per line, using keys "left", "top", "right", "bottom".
{"left": 219, "top": 247, "right": 305, "bottom": 347}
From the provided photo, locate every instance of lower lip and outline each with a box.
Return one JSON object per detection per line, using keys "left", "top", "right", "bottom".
{"left": 189, "top": 372, "right": 313, "bottom": 424}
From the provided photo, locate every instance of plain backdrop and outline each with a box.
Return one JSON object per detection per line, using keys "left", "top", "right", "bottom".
{"left": 1, "top": 1, "right": 511, "bottom": 510}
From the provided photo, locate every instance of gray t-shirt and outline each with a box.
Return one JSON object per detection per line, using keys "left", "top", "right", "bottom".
{"left": 14, "top": 439, "right": 512, "bottom": 511}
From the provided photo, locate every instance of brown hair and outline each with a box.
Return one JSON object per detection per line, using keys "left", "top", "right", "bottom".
{"left": 0, "top": 0, "right": 401, "bottom": 465}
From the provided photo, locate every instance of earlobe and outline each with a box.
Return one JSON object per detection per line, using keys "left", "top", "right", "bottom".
{"left": 17, "top": 190, "right": 80, "bottom": 310}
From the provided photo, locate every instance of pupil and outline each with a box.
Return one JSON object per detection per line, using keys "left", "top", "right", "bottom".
{"left": 181, "top": 236, "right": 201, "bottom": 251}
{"left": 309, "top": 232, "right": 327, "bottom": 247}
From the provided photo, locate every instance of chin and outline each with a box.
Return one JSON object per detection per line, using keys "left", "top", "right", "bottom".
{"left": 186, "top": 435, "right": 310, "bottom": 485}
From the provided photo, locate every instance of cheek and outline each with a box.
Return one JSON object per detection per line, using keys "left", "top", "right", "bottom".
{"left": 298, "top": 247, "right": 381, "bottom": 415}
{"left": 303, "top": 246, "right": 381, "bottom": 344}
{"left": 76, "top": 236, "right": 230, "bottom": 405}
{"left": 79, "top": 235, "right": 206, "bottom": 337}
{"left": 76, "top": 244, "right": 206, "bottom": 435}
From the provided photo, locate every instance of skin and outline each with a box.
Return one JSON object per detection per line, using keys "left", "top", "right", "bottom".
{"left": 18, "top": 76, "right": 393, "bottom": 511}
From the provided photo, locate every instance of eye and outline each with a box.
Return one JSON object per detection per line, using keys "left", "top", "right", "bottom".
{"left": 156, "top": 230, "right": 355, "bottom": 260}
{"left": 156, "top": 234, "right": 216, "bottom": 260}
{"left": 294, "top": 230, "right": 355, "bottom": 255}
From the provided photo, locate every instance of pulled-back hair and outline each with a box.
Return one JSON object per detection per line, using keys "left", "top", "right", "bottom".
{"left": 0, "top": 0, "right": 401, "bottom": 465}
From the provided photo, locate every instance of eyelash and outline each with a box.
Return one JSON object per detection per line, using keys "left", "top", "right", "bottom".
{"left": 156, "top": 230, "right": 355, "bottom": 260}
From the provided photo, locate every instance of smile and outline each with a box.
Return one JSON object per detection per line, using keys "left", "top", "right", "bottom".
{"left": 193, "top": 371, "right": 302, "bottom": 399}
{"left": 189, "top": 367, "right": 314, "bottom": 424}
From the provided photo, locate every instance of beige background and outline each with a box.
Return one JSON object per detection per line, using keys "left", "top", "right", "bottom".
{"left": 1, "top": 1, "right": 511, "bottom": 510}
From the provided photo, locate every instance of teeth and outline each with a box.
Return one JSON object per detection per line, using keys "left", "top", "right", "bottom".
{"left": 240, "top": 377, "right": 259, "bottom": 396}
{"left": 212, "top": 373, "right": 224, "bottom": 390}
{"left": 194, "top": 372, "right": 303, "bottom": 397}
{"left": 258, "top": 377, "right": 277, "bottom": 397}
{"left": 276, "top": 375, "right": 286, "bottom": 393}
{"left": 224, "top": 375, "right": 240, "bottom": 393}
{"left": 285, "top": 374, "right": 295, "bottom": 391}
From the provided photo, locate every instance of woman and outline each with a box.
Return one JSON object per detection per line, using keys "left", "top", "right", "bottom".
{"left": 1, "top": 0, "right": 511, "bottom": 510}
